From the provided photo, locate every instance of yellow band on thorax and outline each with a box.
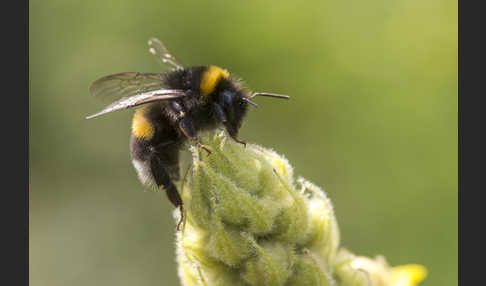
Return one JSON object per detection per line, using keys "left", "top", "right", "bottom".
{"left": 132, "top": 107, "right": 155, "bottom": 140}
{"left": 200, "top": 65, "right": 229, "bottom": 98}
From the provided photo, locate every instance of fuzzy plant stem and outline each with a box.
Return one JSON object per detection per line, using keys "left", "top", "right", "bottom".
{"left": 174, "top": 132, "right": 426, "bottom": 286}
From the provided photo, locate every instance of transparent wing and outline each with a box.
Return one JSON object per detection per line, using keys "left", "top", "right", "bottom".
{"left": 148, "top": 37, "right": 183, "bottom": 70}
{"left": 89, "top": 72, "right": 169, "bottom": 102}
{"left": 86, "top": 89, "right": 186, "bottom": 119}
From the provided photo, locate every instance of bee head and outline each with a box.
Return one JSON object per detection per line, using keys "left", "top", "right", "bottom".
{"left": 217, "top": 84, "right": 249, "bottom": 132}
{"left": 214, "top": 78, "right": 290, "bottom": 135}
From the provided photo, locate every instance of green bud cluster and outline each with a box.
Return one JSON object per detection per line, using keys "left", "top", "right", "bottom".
{"left": 174, "top": 132, "right": 426, "bottom": 286}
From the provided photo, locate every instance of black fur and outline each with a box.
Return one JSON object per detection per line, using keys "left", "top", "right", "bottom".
{"left": 130, "top": 66, "right": 249, "bottom": 214}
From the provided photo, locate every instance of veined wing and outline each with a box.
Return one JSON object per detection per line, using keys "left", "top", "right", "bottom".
{"left": 148, "top": 37, "right": 183, "bottom": 70}
{"left": 86, "top": 89, "right": 186, "bottom": 119}
{"left": 89, "top": 72, "right": 168, "bottom": 102}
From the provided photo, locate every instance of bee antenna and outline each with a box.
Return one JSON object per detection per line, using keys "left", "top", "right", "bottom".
{"left": 245, "top": 92, "right": 289, "bottom": 108}
{"left": 243, "top": 98, "right": 259, "bottom": 107}
{"left": 250, "top": 92, "right": 290, "bottom": 100}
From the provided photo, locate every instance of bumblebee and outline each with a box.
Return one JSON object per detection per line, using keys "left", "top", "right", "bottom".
{"left": 87, "top": 38, "right": 288, "bottom": 229}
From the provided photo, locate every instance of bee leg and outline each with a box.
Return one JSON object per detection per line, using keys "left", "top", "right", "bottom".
{"left": 213, "top": 103, "right": 246, "bottom": 147}
{"left": 228, "top": 134, "right": 246, "bottom": 147}
{"left": 165, "top": 182, "right": 184, "bottom": 230}
{"left": 176, "top": 205, "right": 184, "bottom": 231}
{"left": 171, "top": 101, "right": 212, "bottom": 154}
{"left": 178, "top": 117, "right": 212, "bottom": 154}
{"left": 167, "top": 186, "right": 184, "bottom": 231}
{"left": 149, "top": 154, "right": 184, "bottom": 230}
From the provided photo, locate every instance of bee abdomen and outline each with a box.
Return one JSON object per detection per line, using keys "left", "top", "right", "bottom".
{"left": 132, "top": 158, "right": 157, "bottom": 189}
{"left": 130, "top": 134, "right": 182, "bottom": 190}
{"left": 132, "top": 107, "right": 155, "bottom": 140}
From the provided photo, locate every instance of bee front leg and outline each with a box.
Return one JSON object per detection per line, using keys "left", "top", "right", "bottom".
{"left": 178, "top": 117, "right": 212, "bottom": 154}
{"left": 170, "top": 101, "right": 212, "bottom": 154}
{"left": 213, "top": 103, "right": 246, "bottom": 146}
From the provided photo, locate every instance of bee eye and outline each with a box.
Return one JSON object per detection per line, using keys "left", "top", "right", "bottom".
{"left": 221, "top": 90, "right": 234, "bottom": 107}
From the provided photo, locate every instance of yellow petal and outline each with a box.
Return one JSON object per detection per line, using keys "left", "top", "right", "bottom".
{"left": 391, "top": 264, "right": 427, "bottom": 286}
{"left": 350, "top": 256, "right": 389, "bottom": 286}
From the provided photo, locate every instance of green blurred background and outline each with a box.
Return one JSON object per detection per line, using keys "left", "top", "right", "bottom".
{"left": 29, "top": 0, "right": 457, "bottom": 285}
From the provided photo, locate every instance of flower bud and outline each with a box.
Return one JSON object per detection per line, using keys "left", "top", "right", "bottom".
{"left": 175, "top": 132, "right": 426, "bottom": 286}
